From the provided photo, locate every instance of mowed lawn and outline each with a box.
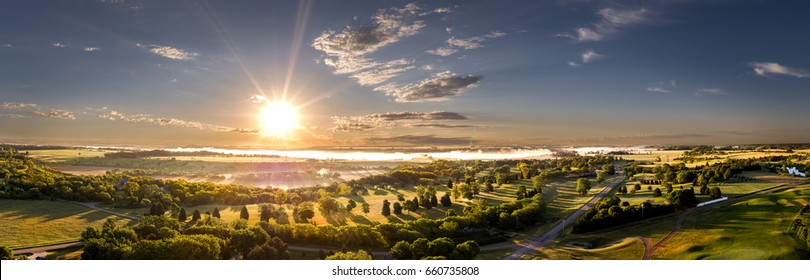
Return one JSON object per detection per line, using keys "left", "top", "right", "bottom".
{"left": 653, "top": 187, "right": 810, "bottom": 259}
{"left": 531, "top": 237, "right": 645, "bottom": 260}
{"left": 0, "top": 199, "right": 135, "bottom": 249}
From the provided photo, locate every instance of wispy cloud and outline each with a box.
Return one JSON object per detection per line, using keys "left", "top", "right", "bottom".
{"left": 407, "top": 123, "right": 479, "bottom": 129}
{"left": 694, "top": 88, "right": 728, "bottom": 96}
{"left": 0, "top": 114, "right": 25, "bottom": 118}
{"left": 749, "top": 62, "right": 810, "bottom": 78}
{"left": 646, "top": 87, "right": 669, "bottom": 93}
{"left": 1, "top": 102, "right": 38, "bottom": 110}
{"left": 312, "top": 3, "right": 423, "bottom": 81}
{"left": 569, "top": 49, "right": 602, "bottom": 66}
{"left": 52, "top": 42, "right": 66, "bottom": 48}
{"left": 365, "top": 134, "right": 475, "bottom": 146}
{"left": 331, "top": 111, "right": 469, "bottom": 132}
{"left": 646, "top": 80, "right": 677, "bottom": 93}
{"left": 98, "top": 109, "right": 256, "bottom": 134}
{"left": 426, "top": 31, "right": 506, "bottom": 57}
{"left": 84, "top": 47, "right": 100, "bottom": 52}
{"left": 1, "top": 44, "right": 12, "bottom": 48}
{"left": 249, "top": 95, "right": 268, "bottom": 104}
{"left": 33, "top": 109, "right": 75, "bottom": 120}
{"left": 137, "top": 43, "right": 198, "bottom": 61}
{"left": 556, "top": 7, "right": 650, "bottom": 42}
{"left": 374, "top": 71, "right": 481, "bottom": 102}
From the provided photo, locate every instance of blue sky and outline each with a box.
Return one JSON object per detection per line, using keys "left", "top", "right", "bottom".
{"left": 1, "top": 0, "right": 808, "bottom": 147}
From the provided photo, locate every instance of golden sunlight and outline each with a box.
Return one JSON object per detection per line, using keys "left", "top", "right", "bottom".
{"left": 259, "top": 101, "right": 301, "bottom": 138}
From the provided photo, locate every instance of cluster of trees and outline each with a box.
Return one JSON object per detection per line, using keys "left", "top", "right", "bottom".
{"left": 623, "top": 159, "right": 761, "bottom": 186}
{"left": 787, "top": 204, "right": 810, "bottom": 248}
{"left": 390, "top": 238, "right": 479, "bottom": 260}
{"left": 572, "top": 197, "right": 675, "bottom": 233}
{"left": 81, "top": 216, "right": 290, "bottom": 260}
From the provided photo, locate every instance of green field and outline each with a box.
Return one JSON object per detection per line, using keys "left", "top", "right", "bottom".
{"left": 23, "top": 149, "right": 108, "bottom": 162}
{"left": 653, "top": 187, "right": 810, "bottom": 259}
{"left": 0, "top": 199, "right": 136, "bottom": 249}
{"left": 534, "top": 186, "right": 810, "bottom": 260}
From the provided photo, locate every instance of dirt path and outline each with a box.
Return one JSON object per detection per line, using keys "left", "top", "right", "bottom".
{"left": 68, "top": 201, "right": 140, "bottom": 221}
{"left": 639, "top": 237, "right": 653, "bottom": 259}
{"left": 12, "top": 242, "right": 83, "bottom": 256}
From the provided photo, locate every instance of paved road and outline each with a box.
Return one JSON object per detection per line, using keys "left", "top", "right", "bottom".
{"left": 503, "top": 173, "right": 626, "bottom": 259}
{"left": 70, "top": 201, "right": 140, "bottom": 221}
{"left": 12, "top": 242, "right": 83, "bottom": 256}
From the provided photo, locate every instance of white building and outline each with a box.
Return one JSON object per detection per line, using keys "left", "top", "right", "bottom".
{"left": 787, "top": 167, "right": 807, "bottom": 177}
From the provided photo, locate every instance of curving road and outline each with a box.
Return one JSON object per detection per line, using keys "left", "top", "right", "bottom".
{"left": 503, "top": 172, "right": 626, "bottom": 259}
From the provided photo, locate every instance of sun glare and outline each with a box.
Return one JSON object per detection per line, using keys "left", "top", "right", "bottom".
{"left": 259, "top": 101, "right": 301, "bottom": 138}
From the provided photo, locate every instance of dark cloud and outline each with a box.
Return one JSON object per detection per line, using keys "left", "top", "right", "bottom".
{"left": 375, "top": 72, "right": 482, "bottom": 102}
{"left": 366, "top": 134, "right": 476, "bottom": 146}
{"left": 331, "top": 111, "right": 469, "bottom": 132}
{"left": 408, "top": 123, "right": 478, "bottom": 129}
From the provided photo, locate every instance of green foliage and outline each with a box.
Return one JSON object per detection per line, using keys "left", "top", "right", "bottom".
{"left": 0, "top": 245, "right": 13, "bottom": 260}
{"left": 667, "top": 189, "right": 698, "bottom": 210}
{"left": 390, "top": 241, "right": 413, "bottom": 260}
{"left": 572, "top": 197, "right": 674, "bottom": 233}
{"left": 239, "top": 206, "right": 249, "bottom": 220}
{"left": 381, "top": 200, "right": 391, "bottom": 216}
{"left": 393, "top": 202, "right": 403, "bottom": 215}
{"left": 440, "top": 192, "right": 452, "bottom": 207}
{"left": 325, "top": 250, "right": 372, "bottom": 260}
{"left": 709, "top": 187, "right": 723, "bottom": 199}
{"left": 317, "top": 197, "right": 340, "bottom": 216}
{"left": 576, "top": 178, "right": 592, "bottom": 196}
{"left": 245, "top": 237, "right": 289, "bottom": 260}
{"left": 178, "top": 208, "right": 187, "bottom": 222}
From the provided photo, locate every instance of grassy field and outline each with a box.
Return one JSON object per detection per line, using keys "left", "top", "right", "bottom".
{"left": 0, "top": 199, "right": 136, "bottom": 249}
{"left": 543, "top": 176, "right": 616, "bottom": 219}
{"left": 23, "top": 149, "right": 108, "bottom": 162}
{"left": 531, "top": 237, "right": 645, "bottom": 260}
{"left": 653, "top": 187, "right": 810, "bottom": 259}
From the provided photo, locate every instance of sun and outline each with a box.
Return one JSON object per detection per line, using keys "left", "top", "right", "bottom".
{"left": 259, "top": 101, "right": 301, "bottom": 138}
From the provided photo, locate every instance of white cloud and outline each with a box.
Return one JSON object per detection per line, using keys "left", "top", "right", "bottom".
{"left": 426, "top": 31, "right": 506, "bottom": 56}
{"left": 312, "top": 3, "right": 424, "bottom": 76}
{"left": 646, "top": 87, "right": 669, "bottom": 93}
{"left": 84, "top": 47, "right": 100, "bottom": 52}
{"left": 581, "top": 49, "right": 602, "bottom": 63}
{"left": 98, "top": 109, "right": 257, "bottom": 134}
{"left": 249, "top": 95, "right": 268, "bottom": 103}
{"left": 568, "top": 61, "right": 580, "bottom": 67}
{"left": 0, "top": 114, "right": 25, "bottom": 118}
{"left": 694, "top": 88, "right": 728, "bottom": 96}
{"left": 749, "top": 62, "right": 810, "bottom": 78}
{"left": 1, "top": 44, "right": 12, "bottom": 48}
{"left": 557, "top": 8, "right": 650, "bottom": 42}
{"left": 375, "top": 71, "right": 481, "bottom": 102}
{"left": 1, "top": 102, "right": 38, "bottom": 109}
{"left": 52, "top": 42, "right": 66, "bottom": 48}
{"left": 137, "top": 43, "right": 198, "bottom": 61}
{"left": 33, "top": 109, "right": 75, "bottom": 120}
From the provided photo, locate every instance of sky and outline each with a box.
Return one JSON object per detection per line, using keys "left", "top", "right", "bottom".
{"left": 1, "top": 0, "right": 809, "bottom": 148}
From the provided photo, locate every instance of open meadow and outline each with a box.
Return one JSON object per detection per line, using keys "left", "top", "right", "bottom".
{"left": 0, "top": 199, "right": 135, "bottom": 249}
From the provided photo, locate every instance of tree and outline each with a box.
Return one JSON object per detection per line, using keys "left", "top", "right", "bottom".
{"left": 317, "top": 197, "right": 340, "bottom": 216}
{"left": 440, "top": 192, "right": 452, "bottom": 207}
{"left": 326, "top": 250, "right": 372, "bottom": 260}
{"left": 430, "top": 193, "right": 438, "bottom": 207}
{"left": 246, "top": 237, "right": 289, "bottom": 260}
{"left": 634, "top": 183, "right": 641, "bottom": 191}
{"left": 259, "top": 205, "right": 273, "bottom": 222}
{"left": 0, "top": 246, "right": 13, "bottom": 260}
{"left": 427, "top": 237, "right": 455, "bottom": 258}
{"left": 346, "top": 200, "right": 357, "bottom": 212}
{"left": 602, "top": 164, "right": 616, "bottom": 175}
{"left": 653, "top": 188, "right": 662, "bottom": 197}
{"left": 452, "top": 240, "right": 480, "bottom": 260}
{"left": 192, "top": 209, "right": 201, "bottom": 220}
{"left": 446, "top": 209, "right": 457, "bottom": 217}
{"left": 240, "top": 206, "right": 249, "bottom": 220}
{"left": 381, "top": 199, "right": 391, "bottom": 216}
{"left": 298, "top": 208, "right": 315, "bottom": 222}
{"left": 665, "top": 182, "right": 673, "bottom": 194}
{"left": 393, "top": 202, "right": 403, "bottom": 214}
{"left": 447, "top": 179, "right": 453, "bottom": 189}
{"left": 178, "top": 208, "right": 187, "bottom": 222}
{"left": 390, "top": 241, "right": 413, "bottom": 260}
{"left": 576, "top": 178, "right": 592, "bottom": 196}
{"left": 516, "top": 185, "right": 527, "bottom": 199}
{"left": 212, "top": 207, "right": 221, "bottom": 219}
{"left": 361, "top": 202, "right": 370, "bottom": 215}
{"left": 404, "top": 200, "right": 418, "bottom": 213}
{"left": 709, "top": 187, "right": 723, "bottom": 199}
{"left": 667, "top": 189, "right": 698, "bottom": 210}
{"left": 597, "top": 171, "right": 607, "bottom": 183}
